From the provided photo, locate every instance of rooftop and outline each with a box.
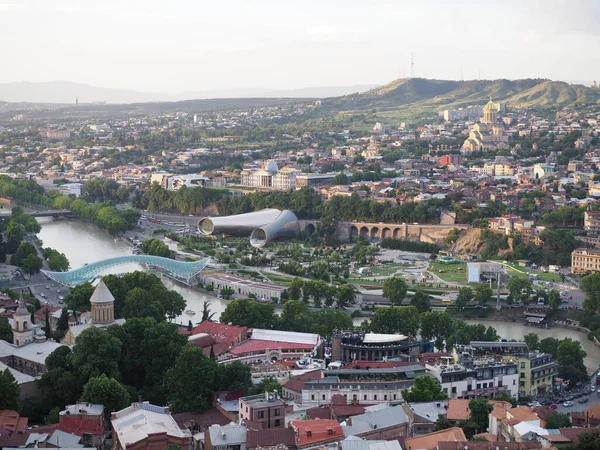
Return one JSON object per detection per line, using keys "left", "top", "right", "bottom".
{"left": 291, "top": 418, "right": 344, "bottom": 447}
{"left": 61, "top": 403, "right": 104, "bottom": 417}
{"left": 89, "top": 279, "right": 115, "bottom": 304}
{"left": 208, "top": 423, "right": 246, "bottom": 447}
{"left": 404, "top": 427, "right": 467, "bottom": 450}
{"left": 111, "top": 402, "right": 186, "bottom": 449}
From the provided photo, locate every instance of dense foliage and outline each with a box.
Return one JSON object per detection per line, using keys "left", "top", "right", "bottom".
{"left": 380, "top": 238, "right": 440, "bottom": 253}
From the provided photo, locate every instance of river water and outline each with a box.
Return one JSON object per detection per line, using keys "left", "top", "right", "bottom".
{"left": 36, "top": 218, "right": 230, "bottom": 325}
{"left": 36, "top": 218, "right": 600, "bottom": 370}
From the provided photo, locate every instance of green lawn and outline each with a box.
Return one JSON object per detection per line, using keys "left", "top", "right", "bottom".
{"left": 428, "top": 261, "right": 467, "bottom": 284}
{"left": 490, "top": 260, "right": 562, "bottom": 282}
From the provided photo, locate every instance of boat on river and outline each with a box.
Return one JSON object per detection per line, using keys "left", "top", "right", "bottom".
{"left": 185, "top": 309, "right": 195, "bottom": 315}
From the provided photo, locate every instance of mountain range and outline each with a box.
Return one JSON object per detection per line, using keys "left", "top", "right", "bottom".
{"left": 0, "top": 81, "right": 377, "bottom": 104}
{"left": 320, "top": 78, "right": 600, "bottom": 121}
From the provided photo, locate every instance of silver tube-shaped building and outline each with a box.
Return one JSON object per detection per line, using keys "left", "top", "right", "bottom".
{"left": 198, "top": 209, "right": 300, "bottom": 248}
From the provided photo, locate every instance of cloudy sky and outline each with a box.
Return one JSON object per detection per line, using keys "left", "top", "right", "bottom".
{"left": 1, "top": 0, "right": 599, "bottom": 92}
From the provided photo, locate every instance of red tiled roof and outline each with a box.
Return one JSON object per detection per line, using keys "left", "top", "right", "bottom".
{"left": 229, "top": 339, "right": 314, "bottom": 356}
{"left": 332, "top": 405, "right": 366, "bottom": 417}
{"left": 306, "top": 407, "right": 331, "bottom": 420}
{"left": 191, "top": 322, "right": 247, "bottom": 345}
{"left": 0, "top": 411, "right": 27, "bottom": 434}
{"left": 283, "top": 370, "right": 322, "bottom": 394}
{"left": 57, "top": 418, "right": 104, "bottom": 437}
{"left": 290, "top": 419, "right": 344, "bottom": 447}
{"left": 172, "top": 408, "right": 231, "bottom": 430}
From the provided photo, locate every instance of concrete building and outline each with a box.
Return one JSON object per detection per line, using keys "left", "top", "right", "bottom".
{"left": 515, "top": 353, "right": 558, "bottom": 397}
{"left": 330, "top": 330, "right": 421, "bottom": 362}
{"left": 58, "top": 403, "right": 105, "bottom": 449}
{"left": 301, "top": 365, "right": 425, "bottom": 407}
{"left": 238, "top": 392, "right": 286, "bottom": 429}
{"left": 402, "top": 401, "right": 448, "bottom": 436}
{"left": 196, "top": 271, "right": 287, "bottom": 303}
{"left": 572, "top": 247, "right": 600, "bottom": 274}
{"left": 289, "top": 419, "right": 344, "bottom": 450}
{"left": 295, "top": 173, "right": 337, "bottom": 188}
{"left": 584, "top": 210, "right": 600, "bottom": 232}
{"left": 425, "top": 357, "right": 519, "bottom": 400}
{"left": 533, "top": 164, "right": 556, "bottom": 179}
{"left": 111, "top": 402, "right": 190, "bottom": 450}
{"left": 344, "top": 405, "right": 409, "bottom": 441}
{"left": 205, "top": 423, "right": 247, "bottom": 450}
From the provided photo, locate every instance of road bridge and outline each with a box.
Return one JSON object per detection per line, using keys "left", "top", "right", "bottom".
{"left": 29, "top": 209, "right": 74, "bottom": 218}
{"left": 42, "top": 255, "right": 211, "bottom": 287}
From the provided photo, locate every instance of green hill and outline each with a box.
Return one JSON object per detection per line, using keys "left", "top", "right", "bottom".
{"left": 320, "top": 78, "right": 600, "bottom": 122}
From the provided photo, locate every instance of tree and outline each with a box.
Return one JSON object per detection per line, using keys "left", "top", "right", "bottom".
{"left": 455, "top": 287, "right": 473, "bottom": 311}
{"left": 420, "top": 312, "right": 454, "bottom": 351}
{"left": 122, "top": 287, "right": 164, "bottom": 322}
{"left": 332, "top": 173, "right": 349, "bottom": 185}
{"left": 576, "top": 430, "right": 600, "bottom": 450}
{"left": 200, "top": 301, "right": 216, "bottom": 322}
{"left": 469, "top": 399, "right": 493, "bottom": 433}
{"left": 0, "top": 368, "right": 20, "bottom": 410}
{"left": 107, "top": 318, "right": 187, "bottom": 404}
{"left": 545, "top": 412, "right": 571, "bottom": 429}
{"left": 279, "top": 300, "right": 312, "bottom": 333}
{"left": 11, "top": 241, "right": 37, "bottom": 267}
{"left": 141, "top": 239, "right": 171, "bottom": 258}
{"left": 218, "top": 362, "right": 252, "bottom": 393}
{"left": 220, "top": 288, "right": 234, "bottom": 300}
{"left": 220, "top": 298, "right": 277, "bottom": 329}
{"left": 336, "top": 284, "right": 356, "bottom": 308}
{"left": 402, "top": 376, "right": 447, "bottom": 402}
{"left": 523, "top": 332, "right": 540, "bottom": 351}
{"left": 71, "top": 327, "right": 122, "bottom": 383}
{"left": 5, "top": 222, "right": 24, "bottom": 246}
{"left": 539, "top": 337, "right": 560, "bottom": 358}
{"left": 311, "top": 308, "right": 353, "bottom": 339}
{"left": 0, "top": 315, "right": 12, "bottom": 342}
{"left": 474, "top": 283, "right": 493, "bottom": 304}
{"left": 508, "top": 278, "right": 533, "bottom": 303}
{"left": 45, "top": 345, "right": 73, "bottom": 371}
{"left": 433, "top": 416, "right": 453, "bottom": 431}
{"left": 56, "top": 308, "right": 70, "bottom": 333}
{"left": 548, "top": 289, "right": 561, "bottom": 310}
{"left": 382, "top": 277, "right": 408, "bottom": 305}
{"left": 288, "top": 278, "right": 303, "bottom": 300}
{"left": 369, "top": 306, "right": 420, "bottom": 337}
{"left": 557, "top": 338, "right": 588, "bottom": 385}
{"left": 81, "top": 374, "right": 130, "bottom": 417}
{"left": 410, "top": 291, "right": 431, "bottom": 313}
{"left": 166, "top": 346, "right": 218, "bottom": 413}
{"left": 251, "top": 376, "right": 282, "bottom": 395}
{"left": 64, "top": 282, "right": 95, "bottom": 311}
{"left": 581, "top": 272, "right": 600, "bottom": 312}
{"left": 20, "top": 253, "right": 43, "bottom": 277}
{"left": 46, "top": 407, "right": 60, "bottom": 424}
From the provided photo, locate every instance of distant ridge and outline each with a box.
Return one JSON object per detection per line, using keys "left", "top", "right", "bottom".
{"left": 0, "top": 80, "right": 376, "bottom": 104}
{"left": 322, "top": 78, "right": 600, "bottom": 117}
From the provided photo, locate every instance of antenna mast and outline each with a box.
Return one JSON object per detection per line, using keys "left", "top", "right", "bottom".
{"left": 410, "top": 53, "right": 415, "bottom": 78}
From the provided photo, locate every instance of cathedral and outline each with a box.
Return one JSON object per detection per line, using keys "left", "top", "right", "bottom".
{"left": 462, "top": 98, "right": 509, "bottom": 153}
{"left": 61, "top": 279, "right": 125, "bottom": 345}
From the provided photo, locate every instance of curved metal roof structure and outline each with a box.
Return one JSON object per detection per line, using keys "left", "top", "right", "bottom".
{"left": 198, "top": 209, "right": 300, "bottom": 248}
{"left": 42, "top": 255, "right": 211, "bottom": 287}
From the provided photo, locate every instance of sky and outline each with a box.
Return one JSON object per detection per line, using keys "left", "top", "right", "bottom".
{"left": 1, "top": 0, "right": 599, "bottom": 93}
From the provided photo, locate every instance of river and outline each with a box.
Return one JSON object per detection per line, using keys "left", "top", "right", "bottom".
{"left": 36, "top": 218, "right": 231, "bottom": 325}
{"left": 36, "top": 218, "right": 600, "bottom": 370}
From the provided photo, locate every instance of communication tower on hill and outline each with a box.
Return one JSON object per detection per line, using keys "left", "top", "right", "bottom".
{"left": 410, "top": 53, "right": 415, "bottom": 78}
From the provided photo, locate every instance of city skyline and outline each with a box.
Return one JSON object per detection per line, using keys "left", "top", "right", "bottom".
{"left": 1, "top": 0, "right": 599, "bottom": 93}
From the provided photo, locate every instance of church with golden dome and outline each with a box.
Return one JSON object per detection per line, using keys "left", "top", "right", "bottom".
{"left": 462, "top": 98, "right": 509, "bottom": 153}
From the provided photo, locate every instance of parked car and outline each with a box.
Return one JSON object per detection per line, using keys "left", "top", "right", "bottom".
{"left": 563, "top": 401, "right": 574, "bottom": 407}
{"left": 549, "top": 404, "right": 558, "bottom": 410}
{"left": 527, "top": 401, "right": 542, "bottom": 407}
{"left": 579, "top": 398, "right": 590, "bottom": 404}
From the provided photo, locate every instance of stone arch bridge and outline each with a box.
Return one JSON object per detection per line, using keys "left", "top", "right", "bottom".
{"left": 343, "top": 222, "right": 470, "bottom": 243}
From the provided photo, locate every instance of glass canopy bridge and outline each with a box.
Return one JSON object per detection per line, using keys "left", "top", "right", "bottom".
{"left": 42, "top": 255, "right": 211, "bottom": 287}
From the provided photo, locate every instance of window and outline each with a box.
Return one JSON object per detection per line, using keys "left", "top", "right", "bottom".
{"left": 353, "top": 395, "right": 357, "bottom": 401}
{"left": 307, "top": 431, "right": 312, "bottom": 438}
{"left": 311, "top": 395, "right": 315, "bottom": 401}
{"left": 513, "top": 379, "right": 516, "bottom": 385}
{"left": 467, "top": 385, "right": 472, "bottom": 391}
{"left": 258, "top": 411, "right": 264, "bottom": 419}
{"left": 476, "top": 384, "right": 481, "bottom": 389}
{"left": 274, "top": 409, "right": 280, "bottom": 416}
{"left": 322, "top": 395, "right": 326, "bottom": 400}
{"left": 246, "top": 407, "right": 248, "bottom": 413}
{"left": 274, "top": 419, "right": 281, "bottom": 427}
{"left": 393, "top": 394, "right": 397, "bottom": 400}
{"left": 520, "top": 362, "right": 525, "bottom": 368}
{"left": 374, "top": 395, "right": 378, "bottom": 401}
{"left": 498, "top": 380, "right": 502, "bottom": 387}
{"left": 328, "top": 429, "right": 333, "bottom": 435}
{"left": 384, "top": 395, "right": 388, "bottom": 400}
{"left": 364, "top": 395, "right": 367, "bottom": 400}
{"left": 452, "top": 387, "right": 457, "bottom": 394}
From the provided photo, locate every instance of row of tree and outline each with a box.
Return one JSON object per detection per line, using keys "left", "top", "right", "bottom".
{"left": 220, "top": 298, "right": 352, "bottom": 338}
